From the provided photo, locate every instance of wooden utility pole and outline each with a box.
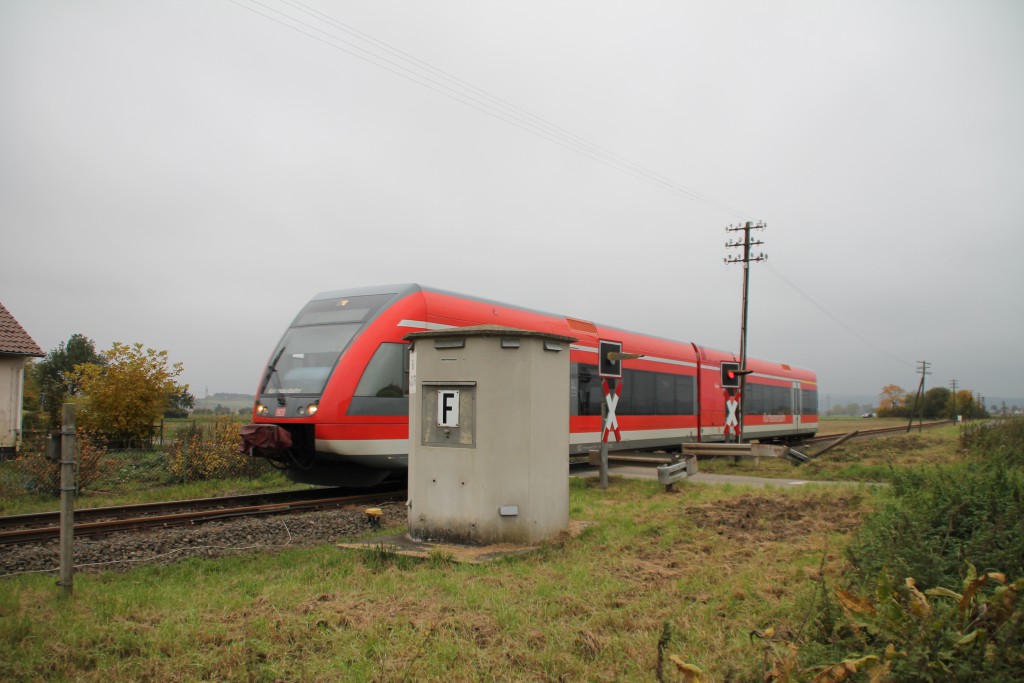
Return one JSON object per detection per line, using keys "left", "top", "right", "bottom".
{"left": 724, "top": 221, "right": 766, "bottom": 442}
{"left": 949, "top": 379, "right": 959, "bottom": 420}
{"left": 907, "top": 360, "right": 931, "bottom": 432}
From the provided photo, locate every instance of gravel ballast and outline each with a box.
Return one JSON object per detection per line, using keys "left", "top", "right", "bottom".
{"left": 0, "top": 502, "right": 406, "bottom": 578}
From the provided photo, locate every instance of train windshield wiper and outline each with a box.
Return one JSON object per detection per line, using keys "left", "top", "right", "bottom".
{"left": 262, "top": 346, "right": 286, "bottom": 399}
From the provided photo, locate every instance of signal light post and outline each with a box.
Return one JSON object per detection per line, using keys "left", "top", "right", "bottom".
{"left": 596, "top": 340, "right": 643, "bottom": 489}
{"left": 721, "top": 362, "right": 740, "bottom": 389}
{"left": 720, "top": 361, "right": 752, "bottom": 443}
{"left": 724, "top": 221, "right": 767, "bottom": 442}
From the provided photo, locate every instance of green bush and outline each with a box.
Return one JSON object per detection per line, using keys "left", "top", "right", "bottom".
{"left": 764, "top": 418, "right": 1024, "bottom": 681}
{"left": 845, "top": 418, "right": 1024, "bottom": 589}
{"left": 846, "top": 464, "right": 1024, "bottom": 588}
{"left": 961, "top": 417, "right": 1024, "bottom": 469}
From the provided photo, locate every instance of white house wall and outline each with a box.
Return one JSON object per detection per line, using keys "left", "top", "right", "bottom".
{"left": 0, "top": 357, "right": 27, "bottom": 451}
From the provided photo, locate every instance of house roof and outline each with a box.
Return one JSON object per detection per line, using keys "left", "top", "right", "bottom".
{"left": 0, "top": 302, "right": 44, "bottom": 357}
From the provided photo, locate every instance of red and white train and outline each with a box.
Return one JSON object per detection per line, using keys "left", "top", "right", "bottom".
{"left": 243, "top": 284, "right": 818, "bottom": 486}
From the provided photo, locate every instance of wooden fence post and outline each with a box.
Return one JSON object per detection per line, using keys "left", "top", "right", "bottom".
{"left": 59, "top": 403, "right": 76, "bottom": 596}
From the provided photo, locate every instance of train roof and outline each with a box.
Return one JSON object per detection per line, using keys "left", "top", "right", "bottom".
{"left": 309, "top": 283, "right": 814, "bottom": 377}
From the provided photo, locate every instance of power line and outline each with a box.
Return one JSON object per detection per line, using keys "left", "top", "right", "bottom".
{"left": 228, "top": 0, "right": 900, "bottom": 365}
{"left": 226, "top": 0, "right": 752, "bottom": 218}
{"left": 764, "top": 262, "right": 913, "bottom": 368}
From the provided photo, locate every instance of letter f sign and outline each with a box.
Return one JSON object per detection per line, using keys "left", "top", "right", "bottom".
{"left": 437, "top": 390, "right": 460, "bottom": 427}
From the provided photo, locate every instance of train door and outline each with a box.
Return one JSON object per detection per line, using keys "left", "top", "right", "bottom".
{"left": 792, "top": 381, "right": 801, "bottom": 431}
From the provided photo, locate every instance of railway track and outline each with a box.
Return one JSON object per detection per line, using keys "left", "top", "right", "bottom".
{"left": 0, "top": 422, "right": 949, "bottom": 547}
{"left": 0, "top": 486, "right": 406, "bottom": 547}
{"left": 802, "top": 419, "right": 954, "bottom": 446}
{"left": 572, "top": 420, "right": 956, "bottom": 465}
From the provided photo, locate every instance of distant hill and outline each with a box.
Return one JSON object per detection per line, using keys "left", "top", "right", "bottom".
{"left": 195, "top": 394, "right": 253, "bottom": 414}
{"left": 206, "top": 392, "right": 254, "bottom": 402}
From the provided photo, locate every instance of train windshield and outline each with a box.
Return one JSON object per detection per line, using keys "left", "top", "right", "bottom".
{"left": 260, "top": 293, "right": 394, "bottom": 396}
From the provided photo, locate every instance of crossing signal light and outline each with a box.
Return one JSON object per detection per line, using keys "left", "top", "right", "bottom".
{"left": 721, "top": 362, "right": 740, "bottom": 388}
{"left": 599, "top": 340, "right": 623, "bottom": 378}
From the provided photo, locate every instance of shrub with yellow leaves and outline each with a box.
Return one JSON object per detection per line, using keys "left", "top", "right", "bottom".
{"left": 165, "top": 418, "right": 269, "bottom": 482}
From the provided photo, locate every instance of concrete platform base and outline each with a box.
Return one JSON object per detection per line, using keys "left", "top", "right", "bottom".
{"left": 339, "top": 520, "right": 593, "bottom": 564}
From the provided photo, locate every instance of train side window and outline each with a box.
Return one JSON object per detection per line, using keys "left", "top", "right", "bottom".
{"left": 573, "top": 364, "right": 696, "bottom": 417}
{"left": 746, "top": 383, "right": 793, "bottom": 415}
{"left": 655, "top": 374, "right": 674, "bottom": 414}
{"left": 779, "top": 386, "right": 794, "bottom": 414}
{"left": 349, "top": 343, "right": 410, "bottom": 416}
{"left": 772, "top": 385, "right": 792, "bottom": 414}
{"left": 572, "top": 363, "right": 603, "bottom": 416}
{"left": 355, "top": 343, "right": 409, "bottom": 397}
{"left": 801, "top": 389, "right": 818, "bottom": 415}
{"left": 745, "top": 383, "right": 761, "bottom": 413}
{"left": 630, "top": 371, "right": 656, "bottom": 415}
{"left": 674, "top": 374, "right": 696, "bottom": 415}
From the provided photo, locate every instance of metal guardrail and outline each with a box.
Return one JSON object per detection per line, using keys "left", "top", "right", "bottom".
{"left": 656, "top": 456, "right": 698, "bottom": 490}
{"left": 682, "top": 442, "right": 788, "bottom": 458}
{"left": 682, "top": 442, "right": 809, "bottom": 464}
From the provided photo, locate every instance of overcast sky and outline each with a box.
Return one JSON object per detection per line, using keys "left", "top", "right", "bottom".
{"left": 2, "top": 1, "right": 1022, "bottom": 405}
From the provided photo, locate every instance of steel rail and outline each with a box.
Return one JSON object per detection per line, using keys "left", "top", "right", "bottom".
{"left": 0, "top": 487, "right": 364, "bottom": 531}
{"left": 0, "top": 488, "right": 406, "bottom": 547}
{"left": 803, "top": 419, "right": 953, "bottom": 445}
{"left": 565, "top": 420, "right": 955, "bottom": 465}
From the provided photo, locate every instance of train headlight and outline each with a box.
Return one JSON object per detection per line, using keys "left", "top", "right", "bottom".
{"left": 255, "top": 403, "right": 268, "bottom": 416}
{"left": 306, "top": 403, "right": 319, "bottom": 416}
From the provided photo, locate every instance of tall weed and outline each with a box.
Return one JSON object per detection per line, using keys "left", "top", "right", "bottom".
{"left": 0, "top": 430, "right": 112, "bottom": 497}
{"left": 763, "top": 564, "right": 1024, "bottom": 682}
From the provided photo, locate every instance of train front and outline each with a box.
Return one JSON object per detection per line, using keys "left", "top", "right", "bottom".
{"left": 240, "top": 288, "right": 412, "bottom": 487}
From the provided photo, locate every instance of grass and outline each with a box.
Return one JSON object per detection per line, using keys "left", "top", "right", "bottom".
{"left": 1, "top": 476, "right": 868, "bottom": 681}
{"left": 697, "top": 423, "right": 963, "bottom": 482}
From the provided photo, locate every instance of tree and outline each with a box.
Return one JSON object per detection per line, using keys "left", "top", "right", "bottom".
{"left": 32, "top": 333, "right": 105, "bottom": 427}
{"left": 920, "top": 387, "right": 951, "bottom": 419}
{"left": 21, "top": 359, "right": 41, "bottom": 411}
{"left": 952, "top": 389, "right": 985, "bottom": 419}
{"left": 164, "top": 386, "right": 196, "bottom": 418}
{"left": 70, "top": 342, "right": 187, "bottom": 446}
{"left": 877, "top": 384, "right": 907, "bottom": 417}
